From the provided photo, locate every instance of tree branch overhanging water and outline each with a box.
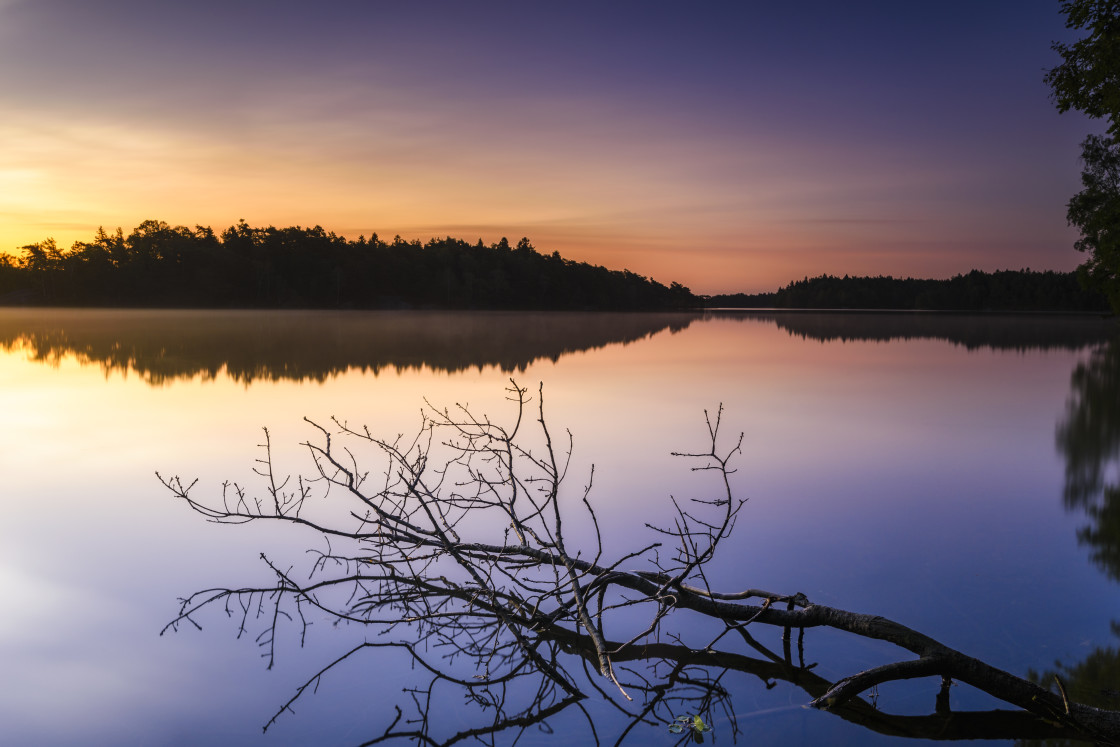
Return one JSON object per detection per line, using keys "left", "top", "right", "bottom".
{"left": 159, "top": 381, "right": 1120, "bottom": 745}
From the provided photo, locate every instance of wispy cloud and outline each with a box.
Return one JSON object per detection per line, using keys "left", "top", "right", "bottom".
{"left": 0, "top": 1, "right": 1089, "bottom": 292}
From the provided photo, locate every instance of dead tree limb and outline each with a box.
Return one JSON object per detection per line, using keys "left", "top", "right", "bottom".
{"left": 159, "top": 381, "right": 1120, "bottom": 744}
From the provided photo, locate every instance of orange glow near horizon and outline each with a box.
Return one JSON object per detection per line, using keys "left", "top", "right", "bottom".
{"left": 0, "top": 92, "right": 1085, "bottom": 294}
{"left": 0, "top": 3, "right": 1089, "bottom": 295}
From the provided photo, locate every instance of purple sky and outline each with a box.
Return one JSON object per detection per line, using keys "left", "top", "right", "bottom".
{"left": 0, "top": 0, "right": 1097, "bottom": 293}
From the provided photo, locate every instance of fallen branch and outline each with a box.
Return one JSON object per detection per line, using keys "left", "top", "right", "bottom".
{"left": 160, "top": 381, "right": 1120, "bottom": 744}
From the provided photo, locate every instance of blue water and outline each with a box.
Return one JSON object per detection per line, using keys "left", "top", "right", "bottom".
{"left": 0, "top": 309, "right": 1116, "bottom": 745}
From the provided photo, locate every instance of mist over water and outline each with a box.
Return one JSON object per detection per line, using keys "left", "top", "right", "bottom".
{"left": 1, "top": 309, "right": 1116, "bottom": 745}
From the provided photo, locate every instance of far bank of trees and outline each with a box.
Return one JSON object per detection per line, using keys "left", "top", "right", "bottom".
{"left": 3, "top": 220, "right": 1110, "bottom": 313}
{"left": 0, "top": 220, "right": 695, "bottom": 311}
{"left": 709, "top": 270, "right": 1112, "bottom": 312}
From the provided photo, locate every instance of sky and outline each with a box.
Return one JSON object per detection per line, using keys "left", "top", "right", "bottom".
{"left": 0, "top": 0, "right": 1099, "bottom": 294}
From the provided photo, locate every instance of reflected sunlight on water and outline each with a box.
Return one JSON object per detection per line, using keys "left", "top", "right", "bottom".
{"left": 1, "top": 309, "right": 1117, "bottom": 745}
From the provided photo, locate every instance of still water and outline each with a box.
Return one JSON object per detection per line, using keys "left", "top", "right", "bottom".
{"left": 1, "top": 308, "right": 1117, "bottom": 746}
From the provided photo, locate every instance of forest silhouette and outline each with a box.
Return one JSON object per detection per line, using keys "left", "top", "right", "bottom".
{"left": 0, "top": 220, "right": 694, "bottom": 311}
{"left": 711, "top": 270, "right": 1111, "bottom": 312}
{"left": 2, "top": 220, "right": 1112, "bottom": 313}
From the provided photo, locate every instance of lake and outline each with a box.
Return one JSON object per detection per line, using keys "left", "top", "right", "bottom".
{"left": 2, "top": 308, "right": 1118, "bottom": 746}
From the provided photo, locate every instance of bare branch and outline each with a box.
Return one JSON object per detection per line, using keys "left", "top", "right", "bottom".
{"left": 160, "top": 383, "right": 1120, "bottom": 745}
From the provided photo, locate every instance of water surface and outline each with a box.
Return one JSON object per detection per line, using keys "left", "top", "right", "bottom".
{"left": 1, "top": 309, "right": 1117, "bottom": 745}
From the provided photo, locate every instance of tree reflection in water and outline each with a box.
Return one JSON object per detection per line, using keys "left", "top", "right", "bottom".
{"left": 1058, "top": 334, "right": 1120, "bottom": 582}
{"left": 1039, "top": 333, "right": 1120, "bottom": 738}
{"left": 0, "top": 308, "right": 699, "bottom": 384}
{"left": 160, "top": 382, "right": 1120, "bottom": 745}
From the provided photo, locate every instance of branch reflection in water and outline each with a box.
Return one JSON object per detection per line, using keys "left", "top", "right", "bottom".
{"left": 160, "top": 381, "right": 1118, "bottom": 745}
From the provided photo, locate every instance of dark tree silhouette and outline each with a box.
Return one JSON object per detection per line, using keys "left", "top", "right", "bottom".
{"left": 1, "top": 221, "right": 695, "bottom": 311}
{"left": 160, "top": 383, "right": 1120, "bottom": 745}
{"left": 1047, "top": 1, "right": 1120, "bottom": 312}
{"left": 708, "top": 270, "right": 1109, "bottom": 312}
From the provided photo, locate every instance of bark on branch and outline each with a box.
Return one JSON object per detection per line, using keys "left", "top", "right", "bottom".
{"left": 159, "top": 381, "right": 1120, "bottom": 744}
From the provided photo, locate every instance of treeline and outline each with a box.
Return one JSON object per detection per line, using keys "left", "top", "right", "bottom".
{"left": 709, "top": 270, "right": 1111, "bottom": 312}
{"left": 0, "top": 220, "right": 696, "bottom": 310}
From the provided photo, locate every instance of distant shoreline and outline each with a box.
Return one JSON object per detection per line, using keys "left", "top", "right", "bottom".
{"left": 1, "top": 221, "right": 695, "bottom": 312}
{"left": 704, "top": 269, "right": 1109, "bottom": 314}
{"left": 704, "top": 306, "right": 1113, "bottom": 317}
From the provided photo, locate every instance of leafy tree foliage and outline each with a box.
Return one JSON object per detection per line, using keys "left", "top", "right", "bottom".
{"left": 0, "top": 221, "right": 695, "bottom": 310}
{"left": 1069, "top": 134, "right": 1120, "bottom": 310}
{"left": 1048, "top": 1, "right": 1120, "bottom": 311}
{"left": 1046, "top": 1, "right": 1120, "bottom": 132}
{"left": 708, "top": 270, "right": 1110, "bottom": 311}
